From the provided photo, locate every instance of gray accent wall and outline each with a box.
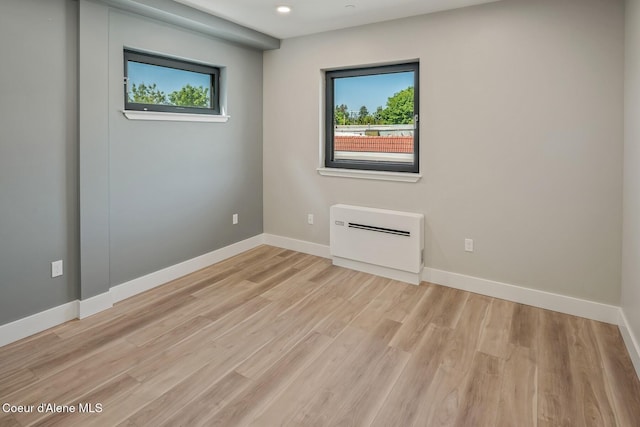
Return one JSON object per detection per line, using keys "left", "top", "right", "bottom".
{"left": 623, "top": 0, "right": 640, "bottom": 357}
{"left": 1, "top": 0, "right": 264, "bottom": 325}
{"left": 105, "top": 9, "right": 264, "bottom": 287}
{"left": 0, "top": 0, "right": 79, "bottom": 324}
{"left": 263, "top": 0, "right": 624, "bottom": 304}
{"left": 79, "top": 2, "right": 264, "bottom": 293}
{"left": 79, "top": 0, "right": 111, "bottom": 300}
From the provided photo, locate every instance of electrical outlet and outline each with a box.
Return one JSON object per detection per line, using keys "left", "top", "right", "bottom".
{"left": 51, "top": 260, "right": 63, "bottom": 278}
{"left": 464, "top": 238, "right": 474, "bottom": 252}
{"left": 232, "top": 214, "right": 238, "bottom": 225}
{"left": 307, "top": 214, "right": 314, "bottom": 225}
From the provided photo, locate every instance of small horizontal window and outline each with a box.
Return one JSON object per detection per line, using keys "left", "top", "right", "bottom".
{"left": 325, "top": 62, "right": 419, "bottom": 173}
{"left": 124, "top": 49, "right": 220, "bottom": 115}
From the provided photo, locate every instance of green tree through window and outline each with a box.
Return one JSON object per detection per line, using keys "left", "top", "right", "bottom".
{"left": 124, "top": 49, "right": 220, "bottom": 115}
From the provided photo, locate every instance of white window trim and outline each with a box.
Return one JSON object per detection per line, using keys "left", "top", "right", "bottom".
{"left": 317, "top": 167, "right": 421, "bottom": 182}
{"left": 122, "top": 110, "right": 230, "bottom": 123}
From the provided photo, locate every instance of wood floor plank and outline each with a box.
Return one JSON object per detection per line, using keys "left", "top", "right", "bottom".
{"left": 246, "top": 256, "right": 297, "bottom": 284}
{"left": 111, "top": 269, "right": 220, "bottom": 312}
{"left": 123, "top": 298, "right": 218, "bottom": 346}
{"left": 181, "top": 295, "right": 272, "bottom": 345}
{"left": 0, "top": 368, "right": 37, "bottom": 397}
{"left": 510, "top": 303, "right": 540, "bottom": 348}
{"left": 288, "top": 326, "right": 405, "bottom": 426}
{"left": 7, "top": 338, "right": 139, "bottom": 426}
{"left": 204, "top": 331, "right": 332, "bottom": 426}
{"left": 538, "top": 310, "right": 576, "bottom": 427}
{"left": 453, "top": 352, "right": 504, "bottom": 427}
{"left": 53, "top": 312, "right": 129, "bottom": 341}
{"left": 124, "top": 360, "right": 254, "bottom": 426}
{"left": 308, "top": 264, "right": 351, "bottom": 285}
{"left": 371, "top": 324, "right": 452, "bottom": 427}
{"left": 260, "top": 260, "right": 332, "bottom": 303}
{"left": 35, "top": 373, "right": 140, "bottom": 427}
{"left": 250, "top": 326, "right": 369, "bottom": 427}
{"left": 157, "top": 371, "right": 252, "bottom": 427}
{"left": 0, "top": 332, "right": 61, "bottom": 379}
{"left": 234, "top": 296, "right": 342, "bottom": 380}
{"left": 566, "top": 317, "right": 617, "bottom": 426}
{"left": 495, "top": 345, "right": 538, "bottom": 427}
{"left": 350, "top": 279, "right": 418, "bottom": 332}
{"left": 312, "top": 275, "right": 388, "bottom": 338}
{"left": 370, "top": 317, "right": 403, "bottom": 344}
{"left": 77, "top": 384, "right": 160, "bottom": 427}
{"left": 125, "top": 299, "right": 282, "bottom": 385}
{"left": 430, "top": 286, "right": 469, "bottom": 329}
{"left": 0, "top": 246, "right": 638, "bottom": 427}
{"left": 417, "top": 294, "right": 491, "bottom": 426}
{"left": 26, "top": 293, "right": 199, "bottom": 379}
{"left": 592, "top": 321, "right": 640, "bottom": 426}
{"left": 0, "top": 414, "right": 19, "bottom": 427}
{"left": 9, "top": 314, "right": 213, "bottom": 425}
{"left": 278, "top": 279, "right": 342, "bottom": 320}
{"left": 389, "top": 284, "right": 461, "bottom": 352}
{"left": 111, "top": 256, "right": 247, "bottom": 313}
{"left": 325, "top": 343, "right": 410, "bottom": 427}
{"left": 197, "top": 275, "right": 292, "bottom": 323}
{"left": 319, "top": 269, "right": 375, "bottom": 301}
{"left": 381, "top": 280, "right": 426, "bottom": 322}
{"left": 287, "top": 252, "right": 321, "bottom": 270}
{"left": 478, "top": 298, "right": 515, "bottom": 359}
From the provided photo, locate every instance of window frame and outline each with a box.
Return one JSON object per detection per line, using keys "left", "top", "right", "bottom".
{"left": 123, "top": 49, "right": 220, "bottom": 115}
{"left": 325, "top": 62, "right": 420, "bottom": 174}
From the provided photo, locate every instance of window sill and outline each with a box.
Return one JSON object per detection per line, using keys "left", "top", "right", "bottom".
{"left": 317, "top": 167, "right": 421, "bottom": 182}
{"left": 122, "top": 110, "right": 230, "bottom": 123}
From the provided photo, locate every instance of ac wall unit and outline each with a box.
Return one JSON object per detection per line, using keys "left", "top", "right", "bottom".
{"left": 330, "top": 204, "right": 424, "bottom": 285}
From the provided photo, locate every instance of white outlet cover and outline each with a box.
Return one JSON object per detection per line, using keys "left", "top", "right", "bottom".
{"left": 51, "top": 260, "right": 63, "bottom": 278}
{"left": 464, "top": 239, "right": 474, "bottom": 252}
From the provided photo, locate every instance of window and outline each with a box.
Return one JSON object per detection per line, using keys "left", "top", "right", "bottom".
{"left": 124, "top": 49, "right": 220, "bottom": 115}
{"left": 325, "top": 62, "right": 419, "bottom": 173}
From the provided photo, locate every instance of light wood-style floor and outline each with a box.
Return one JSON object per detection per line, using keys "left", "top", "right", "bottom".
{"left": 1, "top": 245, "right": 639, "bottom": 426}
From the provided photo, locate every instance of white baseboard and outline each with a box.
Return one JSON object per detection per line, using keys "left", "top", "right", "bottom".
{"left": 618, "top": 309, "right": 640, "bottom": 378}
{"left": 78, "top": 291, "right": 113, "bottom": 319}
{"left": 263, "top": 235, "right": 622, "bottom": 325}
{"left": 110, "top": 234, "right": 264, "bottom": 303}
{"left": 333, "top": 256, "right": 421, "bottom": 285}
{"left": 263, "top": 234, "right": 331, "bottom": 258}
{"left": 0, "top": 235, "right": 265, "bottom": 348}
{"left": 3, "top": 232, "right": 638, "bottom": 379}
{"left": 422, "top": 267, "right": 620, "bottom": 324}
{"left": 0, "top": 301, "right": 78, "bottom": 348}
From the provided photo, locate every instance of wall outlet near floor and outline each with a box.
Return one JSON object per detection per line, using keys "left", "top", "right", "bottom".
{"left": 51, "top": 260, "right": 63, "bottom": 278}
{"left": 232, "top": 213, "right": 238, "bottom": 225}
{"left": 307, "top": 214, "right": 314, "bottom": 225}
{"left": 464, "top": 238, "right": 474, "bottom": 252}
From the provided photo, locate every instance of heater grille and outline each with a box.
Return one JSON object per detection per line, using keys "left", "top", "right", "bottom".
{"left": 348, "top": 223, "right": 410, "bottom": 237}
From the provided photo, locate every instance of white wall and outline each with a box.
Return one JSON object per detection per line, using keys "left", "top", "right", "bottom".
{"left": 622, "top": 0, "right": 640, "bottom": 357}
{"left": 263, "top": 0, "right": 624, "bottom": 304}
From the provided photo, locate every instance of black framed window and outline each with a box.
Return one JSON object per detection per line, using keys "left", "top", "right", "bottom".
{"left": 325, "top": 62, "right": 419, "bottom": 173}
{"left": 124, "top": 49, "right": 220, "bottom": 115}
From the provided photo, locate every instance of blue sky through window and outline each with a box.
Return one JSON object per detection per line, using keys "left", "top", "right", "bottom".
{"left": 334, "top": 71, "right": 414, "bottom": 113}
{"left": 127, "top": 61, "right": 210, "bottom": 94}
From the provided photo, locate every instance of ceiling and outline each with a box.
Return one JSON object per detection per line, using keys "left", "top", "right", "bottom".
{"left": 174, "top": 0, "right": 501, "bottom": 39}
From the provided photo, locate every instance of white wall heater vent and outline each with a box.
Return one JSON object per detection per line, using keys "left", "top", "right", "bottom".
{"left": 330, "top": 204, "right": 424, "bottom": 285}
